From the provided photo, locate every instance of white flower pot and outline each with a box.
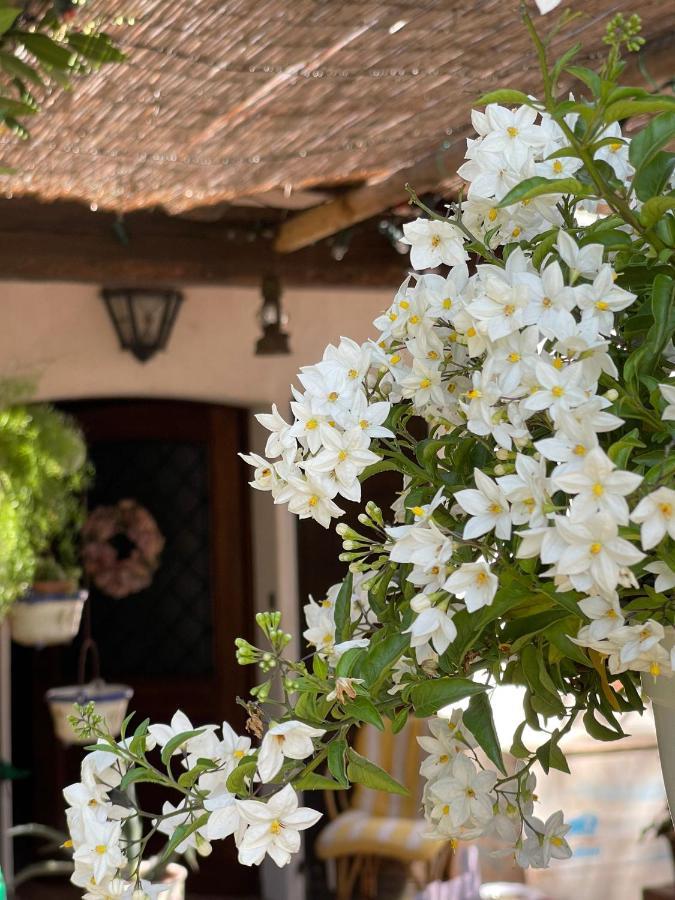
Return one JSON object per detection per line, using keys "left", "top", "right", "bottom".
{"left": 45, "top": 679, "right": 133, "bottom": 745}
{"left": 642, "top": 627, "right": 675, "bottom": 819}
{"left": 140, "top": 860, "right": 188, "bottom": 900}
{"left": 9, "top": 589, "right": 87, "bottom": 647}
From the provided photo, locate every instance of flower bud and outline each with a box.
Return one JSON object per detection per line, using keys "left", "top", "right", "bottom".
{"left": 605, "top": 388, "right": 619, "bottom": 402}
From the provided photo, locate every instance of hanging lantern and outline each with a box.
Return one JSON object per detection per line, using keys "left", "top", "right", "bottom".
{"left": 101, "top": 288, "right": 183, "bottom": 363}
{"left": 255, "top": 275, "right": 290, "bottom": 356}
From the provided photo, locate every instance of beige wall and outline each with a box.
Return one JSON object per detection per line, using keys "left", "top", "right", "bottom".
{"left": 0, "top": 281, "right": 390, "bottom": 407}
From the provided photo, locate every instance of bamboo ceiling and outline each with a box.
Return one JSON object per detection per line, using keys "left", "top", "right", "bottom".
{"left": 1, "top": 0, "right": 672, "bottom": 215}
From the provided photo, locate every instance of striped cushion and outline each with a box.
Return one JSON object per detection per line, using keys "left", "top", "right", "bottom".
{"left": 315, "top": 720, "right": 446, "bottom": 863}
{"left": 315, "top": 809, "right": 445, "bottom": 862}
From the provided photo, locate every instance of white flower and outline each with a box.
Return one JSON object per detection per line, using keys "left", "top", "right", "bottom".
{"left": 399, "top": 358, "right": 445, "bottom": 407}
{"left": 404, "top": 594, "right": 457, "bottom": 660}
{"left": 534, "top": 0, "right": 562, "bottom": 13}
{"left": 467, "top": 273, "right": 530, "bottom": 341}
{"left": 203, "top": 789, "right": 245, "bottom": 842}
{"left": 577, "top": 265, "right": 636, "bottom": 334}
{"left": 630, "top": 487, "right": 675, "bottom": 549}
{"left": 555, "top": 512, "right": 644, "bottom": 593}
{"left": 616, "top": 619, "right": 665, "bottom": 667}
{"left": 240, "top": 452, "right": 278, "bottom": 493}
{"left": 304, "top": 426, "right": 379, "bottom": 502}
{"left": 556, "top": 231, "right": 604, "bottom": 282}
{"left": 148, "top": 710, "right": 217, "bottom": 757}
{"left": 497, "top": 453, "right": 549, "bottom": 527}
{"left": 155, "top": 800, "right": 208, "bottom": 855}
{"left": 321, "top": 336, "right": 371, "bottom": 385}
{"left": 645, "top": 561, "right": 675, "bottom": 592}
{"left": 553, "top": 446, "right": 642, "bottom": 524}
{"left": 257, "top": 721, "right": 326, "bottom": 783}
{"left": 444, "top": 560, "right": 498, "bottom": 613}
{"left": 401, "top": 218, "right": 467, "bottom": 270}
{"left": 454, "top": 468, "right": 512, "bottom": 540}
{"left": 274, "top": 470, "right": 344, "bottom": 527}
{"left": 577, "top": 593, "right": 625, "bottom": 640}
{"left": 528, "top": 811, "right": 572, "bottom": 866}
{"left": 255, "top": 404, "right": 297, "bottom": 461}
{"left": 480, "top": 104, "right": 546, "bottom": 170}
{"left": 523, "top": 361, "right": 585, "bottom": 418}
{"left": 72, "top": 812, "right": 125, "bottom": 886}
{"left": 236, "top": 784, "right": 322, "bottom": 867}
{"left": 387, "top": 520, "right": 454, "bottom": 568}
{"left": 659, "top": 382, "right": 675, "bottom": 420}
{"left": 346, "top": 391, "right": 394, "bottom": 439}
{"left": 431, "top": 754, "right": 496, "bottom": 827}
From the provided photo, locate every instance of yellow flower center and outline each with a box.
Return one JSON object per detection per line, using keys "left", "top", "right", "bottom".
{"left": 270, "top": 820, "right": 283, "bottom": 835}
{"left": 328, "top": 391, "right": 338, "bottom": 402}
{"left": 659, "top": 503, "right": 672, "bottom": 519}
{"left": 447, "top": 383, "right": 456, "bottom": 394}
{"left": 411, "top": 506, "right": 425, "bottom": 516}
{"left": 443, "top": 298, "right": 453, "bottom": 309}
{"left": 590, "top": 542, "right": 602, "bottom": 555}
{"left": 348, "top": 368, "right": 358, "bottom": 379}
{"left": 573, "top": 444, "right": 586, "bottom": 456}
{"left": 488, "top": 207, "right": 498, "bottom": 222}
{"left": 592, "top": 483, "right": 604, "bottom": 496}
{"left": 476, "top": 571, "right": 488, "bottom": 585}
{"left": 321, "top": 599, "right": 331, "bottom": 607}
{"left": 467, "top": 388, "right": 481, "bottom": 399}
{"left": 489, "top": 503, "right": 502, "bottom": 514}
{"left": 439, "top": 754, "right": 449, "bottom": 764}
{"left": 504, "top": 304, "right": 515, "bottom": 317}
{"left": 542, "top": 296, "right": 552, "bottom": 308}
{"left": 431, "top": 234, "right": 442, "bottom": 248}
{"left": 553, "top": 160, "right": 563, "bottom": 174}
{"left": 234, "top": 749, "right": 245, "bottom": 758}
{"left": 595, "top": 301, "right": 609, "bottom": 311}
{"left": 466, "top": 788, "right": 476, "bottom": 798}
{"left": 409, "top": 315, "right": 420, "bottom": 325}
{"left": 553, "top": 357, "right": 564, "bottom": 370}
{"left": 650, "top": 661, "right": 661, "bottom": 677}
{"left": 389, "top": 312, "right": 398, "bottom": 321}
{"left": 610, "top": 141, "right": 622, "bottom": 153}
{"left": 419, "top": 378, "right": 431, "bottom": 389}
{"left": 511, "top": 227, "right": 521, "bottom": 238}
{"left": 262, "top": 467, "right": 271, "bottom": 478}
{"left": 551, "top": 385, "right": 565, "bottom": 398}
{"left": 390, "top": 354, "right": 401, "bottom": 365}
{"left": 306, "top": 418, "right": 318, "bottom": 430}
{"left": 359, "top": 419, "right": 369, "bottom": 429}
{"left": 442, "top": 804, "right": 450, "bottom": 815}
{"left": 551, "top": 836, "right": 564, "bottom": 847}
{"left": 431, "top": 566, "right": 440, "bottom": 575}
{"left": 338, "top": 450, "right": 348, "bottom": 462}
{"left": 508, "top": 352, "right": 521, "bottom": 363}
{"left": 308, "top": 495, "right": 319, "bottom": 507}
{"left": 427, "top": 350, "right": 439, "bottom": 360}
{"left": 400, "top": 300, "right": 410, "bottom": 310}
{"left": 95, "top": 845, "right": 107, "bottom": 855}
{"left": 465, "top": 326, "right": 477, "bottom": 339}
{"left": 507, "top": 126, "right": 518, "bottom": 138}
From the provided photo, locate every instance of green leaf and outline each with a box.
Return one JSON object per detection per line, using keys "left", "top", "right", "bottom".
{"left": 510, "top": 721, "right": 530, "bottom": 759}
{"left": 293, "top": 772, "right": 343, "bottom": 790}
{"left": 640, "top": 196, "right": 675, "bottom": 230}
{"left": 629, "top": 112, "right": 675, "bottom": 172}
{"left": 410, "top": 677, "right": 488, "bottom": 718}
{"left": 497, "top": 176, "right": 590, "bottom": 208}
{"left": 0, "top": 51, "right": 43, "bottom": 86}
{"left": 335, "top": 646, "right": 366, "bottom": 678}
{"left": 463, "top": 692, "right": 506, "bottom": 774}
{"left": 360, "top": 632, "right": 409, "bottom": 688}
{"left": 0, "top": 95, "right": 37, "bottom": 117}
{"left": 624, "top": 275, "right": 675, "bottom": 386}
{"left": 566, "top": 65, "right": 601, "bottom": 97}
{"left": 226, "top": 757, "right": 258, "bottom": 794}
{"left": 501, "top": 609, "right": 569, "bottom": 646}
{"left": 161, "top": 812, "right": 209, "bottom": 860}
{"left": 67, "top": 32, "right": 126, "bottom": 65}
{"left": 0, "top": 7, "right": 19, "bottom": 34}
{"left": 583, "top": 707, "right": 624, "bottom": 742}
{"left": 520, "top": 645, "right": 565, "bottom": 716}
{"left": 119, "top": 766, "right": 166, "bottom": 791}
{"left": 160, "top": 729, "right": 205, "bottom": 766}
{"left": 334, "top": 572, "right": 353, "bottom": 643}
{"left": 608, "top": 429, "right": 645, "bottom": 469}
{"left": 634, "top": 151, "right": 675, "bottom": 203}
{"left": 344, "top": 696, "right": 384, "bottom": 730}
{"left": 21, "top": 33, "right": 74, "bottom": 70}
{"left": 346, "top": 748, "right": 409, "bottom": 796}
{"left": 476, "top": 89, "right": 535, "bottom": 106}
{"left": 604, "top": 97, "right": 675, "bottom": 125}
{"left": 546, "top": 620, "right": 590, "bottom": 667}
{"left": 327, "top": 738, "right": 349, "bottom": 787}
{"left": 391, "top": 707, "right": 408, "bottom": 734}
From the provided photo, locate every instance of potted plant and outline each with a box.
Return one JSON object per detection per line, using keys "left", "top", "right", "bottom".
{"left": 2, "top": 403, "right": 92, "bottom": 646}
{"left": 63, "top": 3, "right": 675, "bottom": 896}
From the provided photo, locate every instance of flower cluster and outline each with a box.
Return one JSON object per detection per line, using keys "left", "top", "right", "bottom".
{"left": 419, "top": 712, "right": 571, "bottom": 869}
{"left": 64, "top": 704, "right": 324, "bottom": 896}
{"left": 70, "top": 8, "right": 675, "bottom": 891}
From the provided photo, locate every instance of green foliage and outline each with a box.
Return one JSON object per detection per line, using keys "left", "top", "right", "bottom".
{"left": 0, "top": 398, "right": 91, "bottom": 618}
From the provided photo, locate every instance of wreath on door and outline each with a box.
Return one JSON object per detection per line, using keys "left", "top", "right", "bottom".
{"left": 82, "top": 499, "right": 165, "bottom": 599}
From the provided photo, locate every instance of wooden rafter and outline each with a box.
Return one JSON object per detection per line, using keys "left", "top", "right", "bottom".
{"left": 275, "top": 33, "right": 675, "bottom": 254}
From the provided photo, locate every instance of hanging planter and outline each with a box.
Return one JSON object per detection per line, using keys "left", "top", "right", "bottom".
{"left": 45, "top": 678, "right": 133, "bottom": 746}
{"left": 643, "top": 628, "right": 675, "bottom": 817}
{"left": 9, "top": 587, "right": 87, "bottom": 648}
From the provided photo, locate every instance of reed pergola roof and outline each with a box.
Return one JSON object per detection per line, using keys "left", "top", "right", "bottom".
{"left": 1, "top": 0, "right": 673, "bottom": 252}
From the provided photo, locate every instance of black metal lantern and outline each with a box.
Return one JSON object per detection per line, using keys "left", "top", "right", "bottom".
{"left": 101, "top": 288, "right": 183, "bottom": 363}
{"left": 255, "top": 274, "right": 290, "bottom": 356}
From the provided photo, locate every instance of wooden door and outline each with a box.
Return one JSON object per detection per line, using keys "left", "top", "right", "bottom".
{"left": 11, "top": 399, "right": 258, "bottom": 896}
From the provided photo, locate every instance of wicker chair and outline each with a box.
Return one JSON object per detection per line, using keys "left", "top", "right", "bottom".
{"left": 315, "top": 719, "right": 452, "bottom": 900}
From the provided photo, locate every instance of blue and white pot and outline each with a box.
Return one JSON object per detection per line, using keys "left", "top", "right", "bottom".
{"left": 9, "top": 589, "right": 87, "bottom": 647}
{"left": 45, "top": 679, "right": 133, "bottom": 745}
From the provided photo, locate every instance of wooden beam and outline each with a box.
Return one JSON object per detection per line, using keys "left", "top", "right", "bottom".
{"left": 275, "top": 31, "right": 675, "bottom": 254}
{"left": 0, "top": 197, "right": 406, "bottom": 287}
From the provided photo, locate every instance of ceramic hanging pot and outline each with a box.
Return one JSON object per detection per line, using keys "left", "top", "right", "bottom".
{"left": 642, "top": 627, "right": 675, "bottom": 817}
{"left": 9, "top": 588, "right": 87, "bottom": 647}
{"left": 45, "top": 679, "right": 133, "bottom": 745}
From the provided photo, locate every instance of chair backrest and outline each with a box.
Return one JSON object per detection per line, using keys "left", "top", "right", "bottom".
{"left": 351, "top": 718, "right": 427, "bottom": 819}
